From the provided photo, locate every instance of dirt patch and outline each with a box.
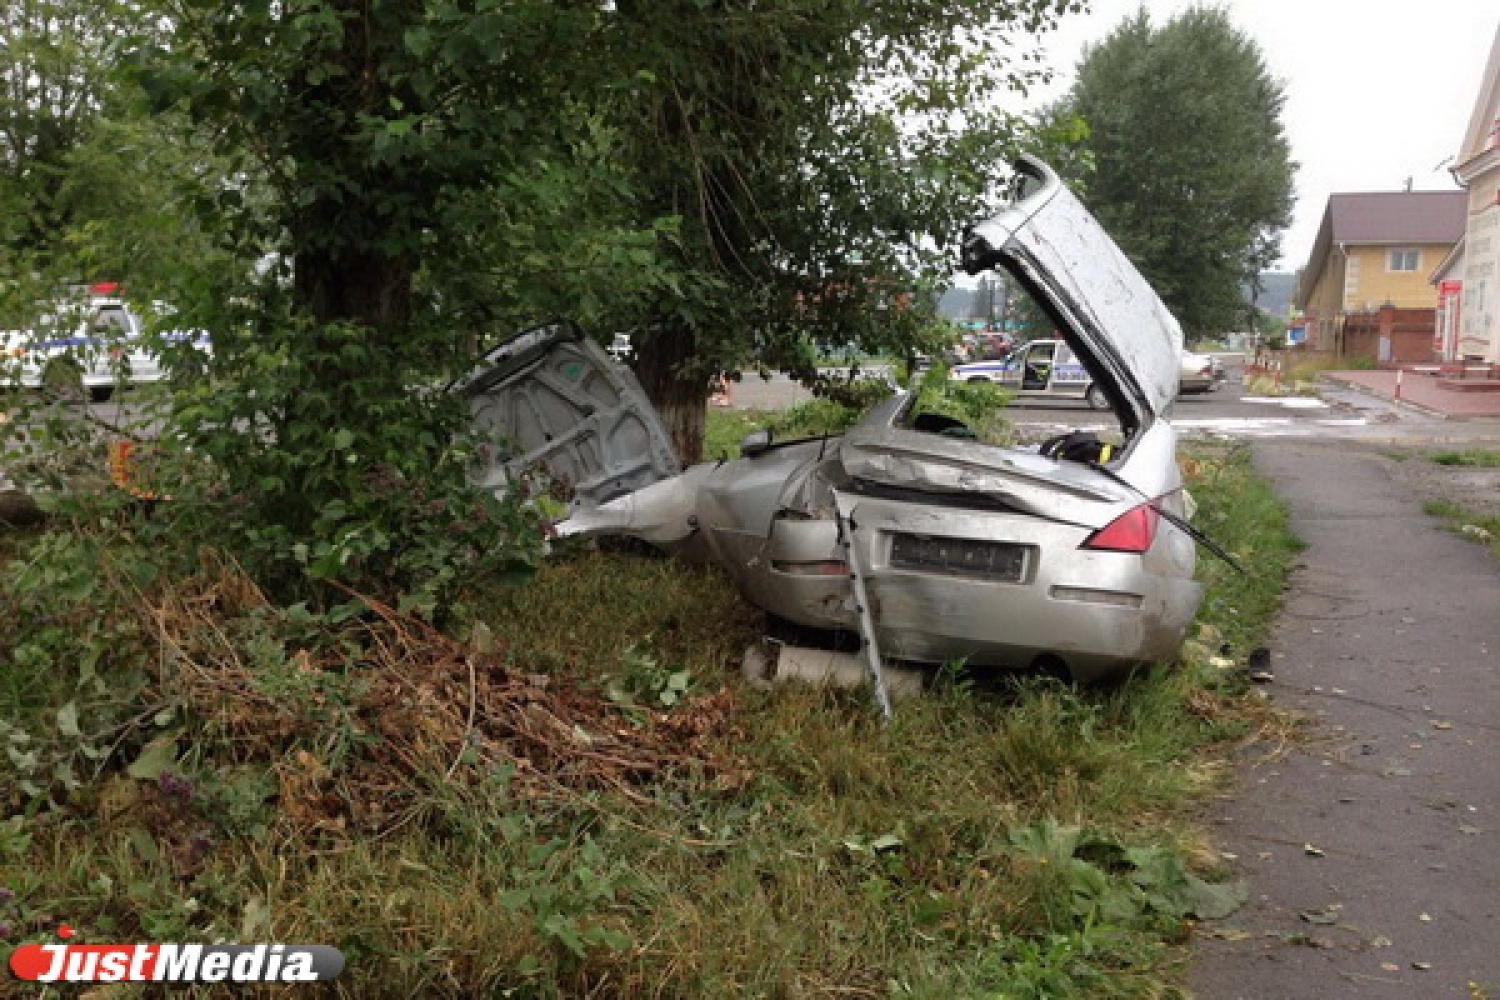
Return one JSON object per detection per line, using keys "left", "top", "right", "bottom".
{"left": 1376, "top": 447, "right": 1500, "bottom": 519}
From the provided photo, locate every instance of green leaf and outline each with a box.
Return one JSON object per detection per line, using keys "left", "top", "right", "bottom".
{"left": 126, "top": 737, "right": 178, "bottom": 781}
{"left": 129, "top": 827, "right": 161, "bottom": 863}
{"left": 56, "top": 701, "right": 81, "bottom": 738}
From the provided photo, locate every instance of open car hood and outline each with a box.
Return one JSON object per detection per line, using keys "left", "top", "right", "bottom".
{"left": 959, "top": 156, "right": 1183, "bottom": 428}
{"left": 450, "top": 320, "right": 681, "bottom": 508}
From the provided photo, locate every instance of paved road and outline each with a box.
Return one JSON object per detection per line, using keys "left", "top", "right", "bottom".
{"left": 1189, "top": 440, "right": 1500, "bottom": 998}
{"left": 729, "top": 370, "right": 1500, "bottom": 447}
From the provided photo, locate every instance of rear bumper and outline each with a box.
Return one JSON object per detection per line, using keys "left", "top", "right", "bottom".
{"left": 743, "top": 496, "right": 1203, "bottom": 682}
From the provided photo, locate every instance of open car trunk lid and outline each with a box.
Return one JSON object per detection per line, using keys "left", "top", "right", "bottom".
{"left": 959, "top": 155, "right": 1183, "bottom": 430}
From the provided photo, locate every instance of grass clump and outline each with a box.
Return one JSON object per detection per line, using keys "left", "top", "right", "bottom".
{"left": 700, "top": 366, "right": 1012, "bottom": 463}
{"left": 1431, "top": 449, "right": 1500, "bottom": 467}
{"left": 1423, "top": 498, "right": 1500, "bottom": 555}
{"left": 0, "top": 438, "right": 1296, "bottom": 997}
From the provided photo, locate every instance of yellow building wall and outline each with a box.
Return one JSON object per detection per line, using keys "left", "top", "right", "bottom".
{"left": 1338, "top": 244, "right": 1451, "bottom": 311}
{"left": 1303, "top": 255, "right": 1345, "bottom": 318}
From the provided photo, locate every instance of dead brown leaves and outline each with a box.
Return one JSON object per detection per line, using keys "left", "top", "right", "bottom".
{"left": 141, "top": 556, "right": 752, "bottom": 839}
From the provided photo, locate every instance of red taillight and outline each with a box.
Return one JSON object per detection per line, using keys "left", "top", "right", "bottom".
{"left": 1083, "top": 503, "right": 1160, "bottom": 553}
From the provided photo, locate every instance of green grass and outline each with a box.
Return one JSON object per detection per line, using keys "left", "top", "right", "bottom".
{"left": 699, "top": 399, "right": 862, "bottom": 463}
{"left": 0, "top": 441, "right": 1300, "bottom": 998}
{"left": 1431, "top": 449, "right": 1500, "bottom": 467}
{"left": 1423, "top": 498, "right": 1500, "bottom": 556}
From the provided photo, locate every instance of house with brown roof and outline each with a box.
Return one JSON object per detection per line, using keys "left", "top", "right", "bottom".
{"left": 1447, "top": 22, "right": 1500, "bottom": 361}
{"left": 1294, "top": 189, "right": 1466, "bottom": 362}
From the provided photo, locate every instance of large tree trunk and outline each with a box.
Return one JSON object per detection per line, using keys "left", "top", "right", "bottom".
{"left": 632, "top": 323, "right": 710, "bottom": 465}
{"left": 293, "top": 246, "right": 414, "bottom": 335}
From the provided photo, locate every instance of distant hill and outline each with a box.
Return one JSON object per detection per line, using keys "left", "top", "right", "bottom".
{"left": 1246, "top": 272, "right": 1296, "bottom": 320}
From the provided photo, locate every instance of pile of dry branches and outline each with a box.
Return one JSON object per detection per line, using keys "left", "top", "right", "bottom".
{"left": 143, "top": 551, "right": 752, "bottom": 837}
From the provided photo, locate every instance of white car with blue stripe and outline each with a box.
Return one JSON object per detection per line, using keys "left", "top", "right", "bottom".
{"left": 3, "top": 293, "right": 211, "bottom": 402}
{"left": 950, "top": 338, "right": 1110, "bottom": 409}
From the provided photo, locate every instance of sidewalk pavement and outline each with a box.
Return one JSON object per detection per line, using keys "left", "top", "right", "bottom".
{"left": 1321, "top": 370, "right": 1500, "bottom": 419}
{"left": 1190, "top": 440, "right": 1500, "bottom": 998}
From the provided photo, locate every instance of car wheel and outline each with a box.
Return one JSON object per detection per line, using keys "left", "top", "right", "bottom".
{"left": 1084, "top": 384, "right": 1109, "bottom": 410}
{"left": 89, "top": 385, "right": 114, "bottom": 403}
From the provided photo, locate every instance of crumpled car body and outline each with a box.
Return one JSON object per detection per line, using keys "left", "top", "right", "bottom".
{"left": 462, "top": 157, "right": 1204, "bottom": 682}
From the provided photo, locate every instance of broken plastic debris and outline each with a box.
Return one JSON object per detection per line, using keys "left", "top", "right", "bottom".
{"left": 1299, "top": 905, "right": 1341, "bottom": 925}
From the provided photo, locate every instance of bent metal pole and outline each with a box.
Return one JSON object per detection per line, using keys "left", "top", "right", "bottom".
{"left": 832, "top": 490, "right": 894, "bottom": 723}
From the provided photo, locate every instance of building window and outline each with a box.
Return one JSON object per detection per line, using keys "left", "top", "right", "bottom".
{"left": 1387, "top": 248, "right": 1419, "bottom": 272}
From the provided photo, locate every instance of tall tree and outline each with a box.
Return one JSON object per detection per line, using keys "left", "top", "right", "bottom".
{"left": 601, "top": 0, "right": 1081, "bottom": 461}
{"left": 126, "top": 0, "right": 614, "bottom": 601}
{"left": 100, "top": 0, "right": 1080, "bottom": 598}
{"left": 1060, "top": 6, "right": 1294, "bottom": 338}
{"left": 0, "top": 0, "right": 157, "bottom": 260}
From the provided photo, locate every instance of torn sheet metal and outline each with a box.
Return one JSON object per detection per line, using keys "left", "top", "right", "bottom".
{"left": 453, "top": 320, "right": 680, "bottom": 509}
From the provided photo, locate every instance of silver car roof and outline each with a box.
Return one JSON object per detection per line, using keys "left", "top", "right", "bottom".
{"left": 960, "top": 156, "right": 1183, "bottom": 425}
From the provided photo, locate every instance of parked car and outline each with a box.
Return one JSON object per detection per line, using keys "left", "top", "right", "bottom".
{"left": 1179, "top": 351, "right": 1223, "bottom": 394}
{"left": 2, "top": 291, "right": 211, "bottom": 402}
{"left": 950, "top": 338, "right": 1111, "bottom": 409}
{"left": 459, "top": 156, "right": 1203, "bottom": 684}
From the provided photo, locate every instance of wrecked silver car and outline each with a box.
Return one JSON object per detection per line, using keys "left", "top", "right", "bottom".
{"left": 458, "top": 156, "right": 1204, "bottom": 687}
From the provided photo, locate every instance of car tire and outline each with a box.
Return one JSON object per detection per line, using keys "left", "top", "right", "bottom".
{"left": 1085, "top": 384, "right": 1109, "bottom": 410}
{"left": 89, "top": 385, "right": 114, "bottom": 403}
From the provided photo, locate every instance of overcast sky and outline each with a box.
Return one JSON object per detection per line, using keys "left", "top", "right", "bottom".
{"left": 1019, "top": 1, "right": 1498, "bottom": 272}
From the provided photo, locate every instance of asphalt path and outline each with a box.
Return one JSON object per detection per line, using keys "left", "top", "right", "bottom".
{"left": 1188, "top": 439, "right": 1500, "bottom": 999}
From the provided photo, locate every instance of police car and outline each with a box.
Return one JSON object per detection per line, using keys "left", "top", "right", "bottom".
{"left": 949, "top": 338, "right": 1110, "bottom": 409}
{"left": 3, "top": 285, "right": 211, "bottom": 402}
